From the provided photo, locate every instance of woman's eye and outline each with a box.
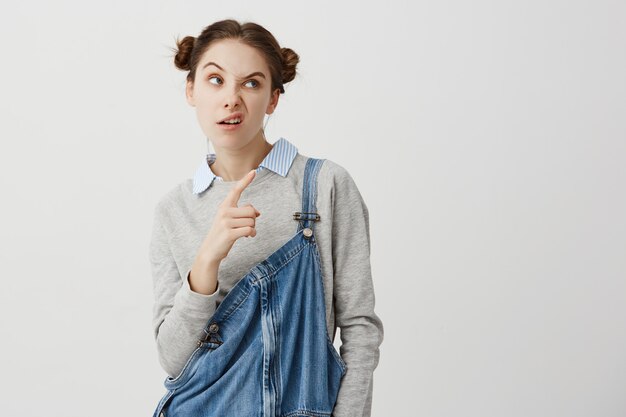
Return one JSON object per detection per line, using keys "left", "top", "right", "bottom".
{"left": 244, "top": 80, "right": 258, "bottom": 88}
{"left": 208, "top": 76, "right": 222, "bottom": 85}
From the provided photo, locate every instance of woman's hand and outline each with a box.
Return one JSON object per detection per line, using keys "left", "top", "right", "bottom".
{"left": 188, "top": 169, "right": 261, "bottom": 295}
{"left": 202, "top": 169, "right": 261, "bottom": 263}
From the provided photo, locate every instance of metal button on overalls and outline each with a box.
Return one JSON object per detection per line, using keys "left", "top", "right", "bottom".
{"left": 152, "top": 157, "right": 346, "bottom": 417}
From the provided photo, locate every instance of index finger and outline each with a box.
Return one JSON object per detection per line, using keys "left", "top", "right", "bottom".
{"left": 223, "top": 169, "right": 256, "bottom": 207}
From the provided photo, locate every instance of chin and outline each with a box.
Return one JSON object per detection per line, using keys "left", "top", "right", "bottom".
{"left": 209, "top": 132, "right": 254, "bottom": 149}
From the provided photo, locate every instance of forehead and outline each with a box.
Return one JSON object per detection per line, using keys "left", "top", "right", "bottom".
{"left": 198, "top": 39, "right": 269, "bottom": 75}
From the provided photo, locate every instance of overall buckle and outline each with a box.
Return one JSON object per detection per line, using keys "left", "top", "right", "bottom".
{"left": 293, "top": 212, "right": 321, "bottom": 221}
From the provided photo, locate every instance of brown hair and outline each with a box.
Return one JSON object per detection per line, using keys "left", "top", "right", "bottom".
{"left": 171, "top": 19, "right": 299, "bottom": 94}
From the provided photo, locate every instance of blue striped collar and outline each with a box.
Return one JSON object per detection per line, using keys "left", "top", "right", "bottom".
{"left": 192, "top": 137, "right": 298, "bottom": 194}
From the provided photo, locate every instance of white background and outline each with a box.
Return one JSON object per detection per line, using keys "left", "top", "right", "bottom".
{"left": 1, "top": 1, "right": 625, "bottom": 416}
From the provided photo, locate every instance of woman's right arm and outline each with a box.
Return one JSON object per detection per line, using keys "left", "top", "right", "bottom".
{"left": 149, "top": 170, "right": 261, "bottom": 378}
{"left": 149, "top": 201, "right": 222, "bottom": 378}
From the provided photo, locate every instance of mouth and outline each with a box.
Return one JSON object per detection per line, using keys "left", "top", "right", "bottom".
{"left": 217, "top": 112, "right": 244, "bottom": 125}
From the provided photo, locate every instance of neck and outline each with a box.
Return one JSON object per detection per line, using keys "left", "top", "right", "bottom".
{"left": 210, "top": 130, "right": 273, "bottom": 182}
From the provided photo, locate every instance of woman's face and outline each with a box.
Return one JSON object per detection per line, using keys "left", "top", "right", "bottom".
{"left": 186, "top": 39, "right": 280, "bottom": 150}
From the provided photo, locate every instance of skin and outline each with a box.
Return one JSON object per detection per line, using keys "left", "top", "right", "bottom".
{"left": 185, "top": 38, "right": 281, "bottom": 295}
{"left": 185, "top": 38, "right": 281, "bottom": 182}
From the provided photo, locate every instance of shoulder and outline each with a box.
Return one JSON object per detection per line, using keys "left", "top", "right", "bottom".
{"left": 152, "top": 180, "right": 190, "bottom": 223}
{"left": 317, "top": 158, "right": 361, "bottom": 194}
{"left": 289, "top": 153, "right": 356, "bottom": 192}
{"left": 293, "top": 155, "right": 365, "bottom": 210}
{"left": 291, "top": 153, "right": 355, "bottom": 187}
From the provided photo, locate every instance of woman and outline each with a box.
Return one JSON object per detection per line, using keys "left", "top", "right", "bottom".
{"left": 149, "top": 19, "right": 384, "bottom": 417}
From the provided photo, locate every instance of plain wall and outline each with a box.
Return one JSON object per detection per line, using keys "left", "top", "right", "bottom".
{"left": 0, "top": 1, "right": 624, "bottom": 416}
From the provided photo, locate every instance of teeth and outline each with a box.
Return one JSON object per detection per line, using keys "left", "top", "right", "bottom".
{"left": 222, "top": 118, "right": 241, "bottom": 124}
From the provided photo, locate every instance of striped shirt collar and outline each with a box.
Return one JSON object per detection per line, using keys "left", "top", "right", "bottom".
{"left": 192, "top": 137, "right": 298, "bottom": 194}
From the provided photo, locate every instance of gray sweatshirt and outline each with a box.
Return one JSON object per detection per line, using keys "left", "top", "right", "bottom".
{"left": 149, "top": 150, "right": 384, "bottom": 417}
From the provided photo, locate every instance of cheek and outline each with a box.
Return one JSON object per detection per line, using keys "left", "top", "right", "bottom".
{"left": 251, "top": 97, "right": 271, "bottom": 114}
{"left": 194, "top": 92, "right": 216, "bottom": 107}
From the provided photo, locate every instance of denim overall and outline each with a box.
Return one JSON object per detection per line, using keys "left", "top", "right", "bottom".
{"left": 152, "top": 157, "right": 347, "bottom": 417}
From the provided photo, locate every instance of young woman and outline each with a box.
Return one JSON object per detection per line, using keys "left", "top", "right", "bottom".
{"left": 149, "top": 19, "right": 384, "bottom": 417}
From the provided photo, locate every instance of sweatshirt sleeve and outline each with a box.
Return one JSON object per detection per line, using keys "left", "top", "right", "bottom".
{"left": 328, "top": 163, "right": 385, "bottom": 417}
{"left": 149, "top": 199, "right": 222, "bottom": 378}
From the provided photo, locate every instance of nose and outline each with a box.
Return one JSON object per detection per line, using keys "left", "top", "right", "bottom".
{"left": 223, "top": 85, "right": 242, "bottom": 109}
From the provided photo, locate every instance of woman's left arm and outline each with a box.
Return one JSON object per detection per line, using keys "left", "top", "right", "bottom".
{"left": 328, "top": 163, "right": 385, "bottom": 417}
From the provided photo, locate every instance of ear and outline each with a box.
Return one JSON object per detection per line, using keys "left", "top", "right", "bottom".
{"left": 266, "top": 88, "right": 280, "bottom": 115}
{"left": 185, "top": 80, "right": 195, "bottom": 107}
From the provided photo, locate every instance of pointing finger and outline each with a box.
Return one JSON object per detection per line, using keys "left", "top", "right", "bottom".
{"left": 223, "top": 169, "right": 256, "bottom": 207}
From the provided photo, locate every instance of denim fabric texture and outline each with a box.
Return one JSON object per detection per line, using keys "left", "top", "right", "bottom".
{"left": 153, "top": 157, "right": 346, "bottom": 417}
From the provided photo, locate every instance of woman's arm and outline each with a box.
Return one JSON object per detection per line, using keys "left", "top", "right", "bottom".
{"left": 327, "top": 162, "right": 385, "bottom": 417}
{"left": 149, "top": 199, "right": 221, "bottom": 378}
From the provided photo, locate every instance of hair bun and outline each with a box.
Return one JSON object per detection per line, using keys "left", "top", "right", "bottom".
{"left": 173, "top": 36, "right": 196, "bottom": 71}
{"left": 281, "top": 47, "right": 299, "bottom": 85}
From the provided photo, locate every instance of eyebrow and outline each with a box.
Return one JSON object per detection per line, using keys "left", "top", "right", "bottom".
{"left": 201, "top": 62, "right": 266, "bottom": 80}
